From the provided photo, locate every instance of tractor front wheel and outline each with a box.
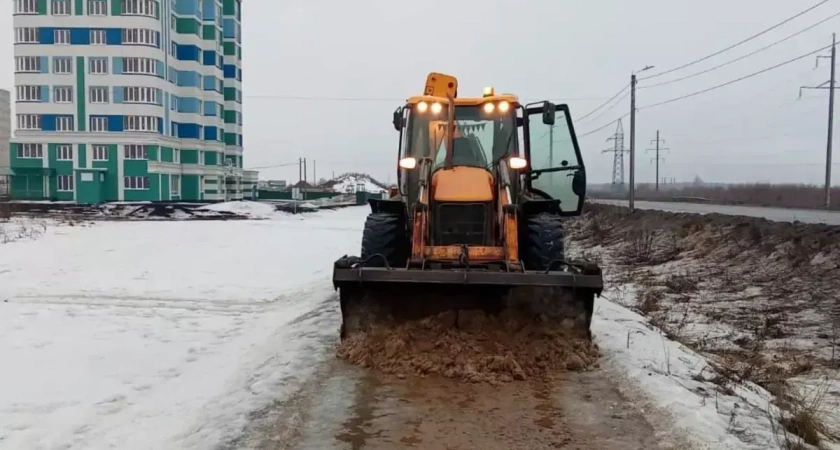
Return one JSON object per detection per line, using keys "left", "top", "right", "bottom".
{"left": 360, "top": 212, "right": 409, "bottom": 268}
{"left": 520, "top": 212, "right": 565, "bottom": 271}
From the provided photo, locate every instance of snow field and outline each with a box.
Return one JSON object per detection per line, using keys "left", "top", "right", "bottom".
{"left": 0, "top": 202, "right": 815, "bottom": 449}
{"left": 0, "top": 207, "right": 364, "bottom": 450}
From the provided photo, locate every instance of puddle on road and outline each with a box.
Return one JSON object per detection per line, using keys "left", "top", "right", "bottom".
{"left": 334, "top": 373, "right": 386, "bottom": 449}
{"left": 327, "top": 369, "right": 574, "bottom": 450}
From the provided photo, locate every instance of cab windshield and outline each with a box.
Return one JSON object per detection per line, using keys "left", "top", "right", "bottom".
{"left": 406, "top": 104, "right": 516, "bottom": 171}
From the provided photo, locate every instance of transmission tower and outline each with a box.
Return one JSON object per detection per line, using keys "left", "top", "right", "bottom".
{"left": 601, "top": 120, "right": 627, "bottom": 189}
{"left": 646, "top": 130, "right": 670, "bottom": 191}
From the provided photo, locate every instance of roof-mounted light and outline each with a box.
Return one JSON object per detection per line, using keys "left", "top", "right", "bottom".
{"left": 482, "top": 86, "right": 495, "bottom": 97}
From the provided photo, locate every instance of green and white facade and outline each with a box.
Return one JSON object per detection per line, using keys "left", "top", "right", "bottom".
{"left": 10, "top": 0, "right": 249, "bottom": 203}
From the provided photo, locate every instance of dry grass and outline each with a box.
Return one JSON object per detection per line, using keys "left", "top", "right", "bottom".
{"left": 0, "top": 220, "right": 48, "bottom": 244}
{"left": 568, "top": 202, "right": 840, "bottom": 448}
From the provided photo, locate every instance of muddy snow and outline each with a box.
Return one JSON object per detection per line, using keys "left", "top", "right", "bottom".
{"left": 336, "top": 309, "right": 600, "bottom": 384}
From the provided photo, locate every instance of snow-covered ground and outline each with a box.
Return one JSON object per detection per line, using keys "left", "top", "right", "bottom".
{"left": 0, "top": 204, "right": 803, "bottom": 449}
{"left": 197, "top": 200, "right": 279, "bottom": 219}
{"left": 324, "top": 173, "right": 387, "bottom": 194}
{"left": 0, "top": 207, "right": 364, "bottom": 450}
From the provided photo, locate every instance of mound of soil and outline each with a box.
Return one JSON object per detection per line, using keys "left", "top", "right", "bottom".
{"left": 336, "top": 309, "right": 600, "bottom": 385}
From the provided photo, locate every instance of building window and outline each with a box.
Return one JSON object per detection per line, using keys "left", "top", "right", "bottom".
{"left": 124, "top": 144, "right": 148, "bottom": 159}
{"left": 17, "top": 143, "right": 43, "bottom": 158}
{"left": 88, "top": 0, "right": 107, "bottom": 15}
{"left": 122, "top": 0, "right": 158, "bottom": 18}
{"left": 92, "top": 145, "right": 109, "bottom": 160}
{"left": 90, "top": 117, "right": 108, "bottom": 132}
{"left": 51, "top": 0, "right": 70, "bottom": 15}
{"left": 57, "top": 175, "right": 74, "bottom": 192}
{"left": 171, "top": 175, "right": 180, "bottom": 195}
{"left": 124, "top": 116, "right": 159, "bottom": 133}
{"left": 174, "top": 149, "right": 180, "bottom": 163}
{"left": 56, "top": 116, "right": 74, "bottom": 131}
{"left": 54, "top": 86, "right": 73, "bottom": 103}
{"left": 16, "top": 85, "right": 41, "bottom": 102}
{"left": 14, "top": 27, "right": 39, "bottom": 44}
{"left": 54, "top": 29, "right": 71, "bottom": 45}
{"left": 89, "top": 86, "right": 109, "bottom": 103}
{"left": 54, "top": 57, "right": 73, "bottom": 74}
{"left": 123, "top": 57, "right": 157, "bottom": 75}
{"left": 15, "top": 56, "right": 41, "bottom": 73}
{"left": 123, "top": 87, "right": 159, "bottom": 104}
{"left": 17, "top": 114, "right": 41, "bottom": 130}
{"left": 56, "top": 144, "right": 73, "bottom": 160}
{"left": 89, "top": 57, "right": 108, "bottom": 74}
{"left": 15, "top": 0, "right": 37, "bottom": 13}
{"left": 90, "top": 29, "right": 106, "bottom": 45}
{"left": 124, "top": 176, "right": 149, "bottom": 190}
{"left": 122, "top": 28, "right": 158, "bottom": 47}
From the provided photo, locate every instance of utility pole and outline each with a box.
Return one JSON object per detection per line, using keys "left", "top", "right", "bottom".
{"left": 303, "top": 158, "right": 307, "bottom": 200}
{"left": 298, "top": 157, "right": 302, "bottom": 184}
{"left": 549, "top": 124, "right": 554, "bottom": 167}
{"left": 629, "top": 65, "right": 654, "bottom": 212}
{"left": 646, "top": 130, "right": 669, "bottom": 191}
{"left": 629, "top": 74, "right": 636, "bottom": 211}
{"left": 799, "top": 33, "right": 837, "bottom": 210}
{"left": 827, "top": 33, "right": 835, "bottom": 210}
{"left": 313, "top": 160, "right": 316, "bottom": 186}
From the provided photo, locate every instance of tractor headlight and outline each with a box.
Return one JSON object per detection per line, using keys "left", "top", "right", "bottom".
{"left": 399, "top": 157, "right": 417, "bottom": 169}
{"left": 483, "top": 102, "right": 495, "bottom": 113}
{"left": 417, "top": 102, "right": 428, "bottom": 113}
{"left": 430, "top": 102, "right": 442, "bottom": 114}
{"left": 509, "top": 156, "right": 527, "bottom": 170}
{"left": 498, "top": 101, "right": 510, "bottom": 112}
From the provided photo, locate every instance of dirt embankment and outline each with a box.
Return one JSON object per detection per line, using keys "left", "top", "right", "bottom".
{"left": 336, "top": 309, "right": 600, "bottom": 385}
{"left": 568, "top": 203, "right": 840, "bottom": 446}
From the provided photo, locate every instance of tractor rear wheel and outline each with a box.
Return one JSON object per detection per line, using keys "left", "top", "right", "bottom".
{"left": 520, "top": 212, "right": 566, "bottom": 270}
{"left": 360, "top": 212, "right": 409, "bottom": 268}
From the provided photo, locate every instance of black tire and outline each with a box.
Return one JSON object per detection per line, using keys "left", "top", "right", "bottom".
{"left": 360, "top": 212, "right": 409, "bottom": 268}
{"left": 521, "top": 212, "right": 565, "bottom": 271}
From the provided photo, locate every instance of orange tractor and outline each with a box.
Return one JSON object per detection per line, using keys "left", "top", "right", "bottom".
{"left": 333, "top": 73, "right": 603, "bottom": 338}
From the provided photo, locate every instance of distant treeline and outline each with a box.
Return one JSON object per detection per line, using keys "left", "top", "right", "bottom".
{"left": 589, "top": 183, "right": 840, "bottom": 211}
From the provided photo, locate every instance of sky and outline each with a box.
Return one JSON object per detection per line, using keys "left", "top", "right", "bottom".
{"left": 2, "top": 0, "right": 839, "bottom": 186}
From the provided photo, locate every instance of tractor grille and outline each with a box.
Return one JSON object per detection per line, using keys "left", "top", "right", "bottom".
{"left": 434, "top": 202, "right": 490, "bottom": 246}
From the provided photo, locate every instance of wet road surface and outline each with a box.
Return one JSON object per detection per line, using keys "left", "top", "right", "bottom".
{"left": 235, "top": 357, "right": 669, "bottom": 450}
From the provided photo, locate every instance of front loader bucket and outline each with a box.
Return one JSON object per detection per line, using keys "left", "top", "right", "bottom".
{"left": 332, "top": 256, "right": 603, "bottom": 340}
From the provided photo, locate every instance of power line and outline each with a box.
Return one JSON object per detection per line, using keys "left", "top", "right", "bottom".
{"left": 578, "top": 112, "right": 631, "bottom": 138}
{"left": 641, "top": 10, "right": 840, "bottom": 89}
{"left": 578, "top": 89, "right": 631, "bottom": 125}
{"left": 638, "top": 42, "right": 834, "bottom": 111}
{"left": 576, "top": 84, "right": 630, "bottom": 121}
{"left": 243, "top": 94, "right": 613, "bottom": 102}
{"left": 640, "top": 0, "right": 830, "bottom": 80}
{"left": 245, "top": 162, "right": 299, "bottom": 170}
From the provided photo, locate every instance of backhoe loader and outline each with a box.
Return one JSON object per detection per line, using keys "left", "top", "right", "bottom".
{"left": 333, "top": 72, "right": 603, "bottom": 339}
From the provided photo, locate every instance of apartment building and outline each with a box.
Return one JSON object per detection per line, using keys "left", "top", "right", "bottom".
{"left": 9, "top": 0, "right": 248, "bottom": 203}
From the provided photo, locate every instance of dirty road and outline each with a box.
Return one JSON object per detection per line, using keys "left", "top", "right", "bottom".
{"left": 229, "top": 299, "right": 671, "bottom": 450}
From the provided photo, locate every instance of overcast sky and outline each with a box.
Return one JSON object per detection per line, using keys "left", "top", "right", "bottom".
{"left": 2, "top": 0, "right": 838, "bottom": 185}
